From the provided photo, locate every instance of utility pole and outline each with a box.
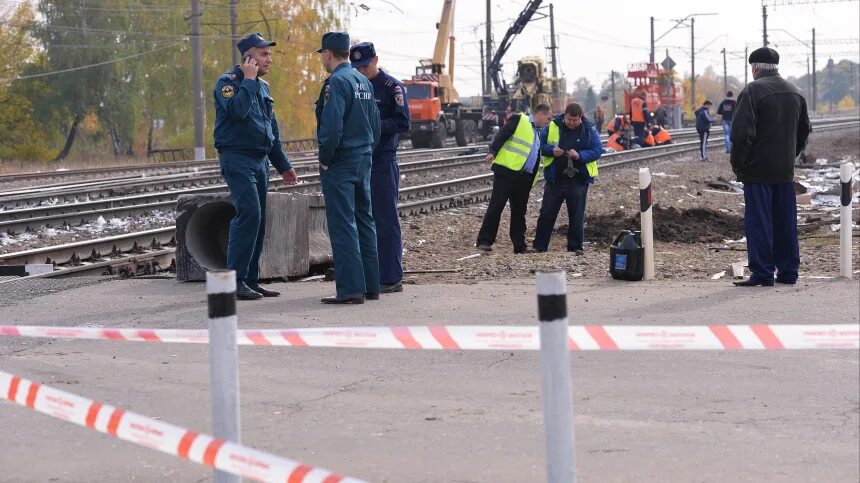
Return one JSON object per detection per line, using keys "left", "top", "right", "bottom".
{"left": 480, "top": 39, "right": 486, "bottom": 96}
{"left": 762, "top": 4, "right": 768, "bottom": 47}
{"left": 828, "top": 58, "right": 835, "bottom": 113}
{"left": 191, "top": 0, "right": 205, "bottom": 161}
{"left": 690, "top": 16, "right": 696, "bottom": 112}
{"left": 744, "top": 45, "right": 748, "bottom": 85}
{"left": 230, "top": 0, "right": 239, "bottom": 66}
{"left": 812, "top": 28, "right": 817, "bottom": 115}
{"left": 721, "top": 48, "right": 727, "bottom": 94}
{"left": 485, "top": 0, "right": 492, "bottom": 96}
{"left": 650, "top": 16, "right": 655, "bottom": 64}
{"left": 549, "top": 3, "right": 558, "bottom": 83}
{"left": 610, "top": 70, "right": 617, "bottom": 115}
{"left": 807, "top": 56, "right": 811, "bottom": 100}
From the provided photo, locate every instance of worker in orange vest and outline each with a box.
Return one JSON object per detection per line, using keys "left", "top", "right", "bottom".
{"left": 629, "top": 91, "right": 649, "bottom": 146}
{"left": 606, "top": 131, "right": 626, "bottom": 151}
{"left": 651, "top": 125, "right": 672, "bottom": 145}
{"left": 605, "top": 114, "right": 621, "bottom": 134}
{"left": 642, "top": 127, "right": 656, "bottom": 147}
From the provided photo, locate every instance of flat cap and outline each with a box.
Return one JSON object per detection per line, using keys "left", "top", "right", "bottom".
{"left": 316, "top": 32, "right": 350, "bottom": 53}
{"left": 748, "top": 47, "right": 779, "bottom": 65}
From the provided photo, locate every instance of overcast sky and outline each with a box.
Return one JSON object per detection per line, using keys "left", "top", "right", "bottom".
{"left": 347, "top": 0, "right": 860, "bottom": 96}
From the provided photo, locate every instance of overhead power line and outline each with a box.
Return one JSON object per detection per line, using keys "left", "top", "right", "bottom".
{"left": 5, "top": 40, "right": 184, "bottom": 81}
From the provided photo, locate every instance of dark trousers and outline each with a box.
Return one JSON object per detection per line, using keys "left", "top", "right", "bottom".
{"left": 320, "top": 149, "right": 380, "bottom": 298}
{"left": 632, "top": 121, "right": 646, "bottom": 145}
{"left": 219, "top": 152, "right": 269, "bottom": 286}
{"left": 743, "top": 182, "right": 800, "bottom": 282}
{"left": 371, "top": 157, "right": 403, "bottom": 285}
{"left": 533, "top": 179, "right": 589, "bottom": 252}
{"left": 476, "top": 167, "right": 534, "bottom": 251}
{"left": 697, "top": 130, "right": 710, "bottom": 159}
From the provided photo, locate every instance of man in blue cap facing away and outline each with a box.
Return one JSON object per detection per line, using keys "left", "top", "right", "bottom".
{"left": 315, "top": 32, "right": 382, "bottom": 304}
{"left": 350, "top": 41, "right": 411, "bottom": 295}
{"left": 213, "top": 32, "right": 299, "bottom": 300}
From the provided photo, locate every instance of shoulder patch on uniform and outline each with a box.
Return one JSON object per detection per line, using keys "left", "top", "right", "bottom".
{"left": 227, "top": 73, "right": 237, "bottom": 81}
{"left": 395, "top": 91, "right": 404, "bottom": 106}
{"left": 221, "top": 85, "right": 235, "bottom": 98}
{"left": 393, "top": 85, "right": 403, "bottom": 93}
{"left": 324, "top": 84, "right": 331, "bottom": 105}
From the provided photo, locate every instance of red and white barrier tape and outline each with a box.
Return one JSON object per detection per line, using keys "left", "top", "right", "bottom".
{"left": 2, "top": 324, "right": 858, "bottom": 351}
{"left": 0, "top": 369, "right": 364, "bottom": 483}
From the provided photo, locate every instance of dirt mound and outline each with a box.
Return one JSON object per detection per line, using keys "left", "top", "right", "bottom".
{"left": 557, "top": 206, "right": 746, "bottom": 246}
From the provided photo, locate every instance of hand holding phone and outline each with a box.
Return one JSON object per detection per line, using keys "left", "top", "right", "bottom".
{"left": 241, "top": 55, "right": 258, "bottom": 80}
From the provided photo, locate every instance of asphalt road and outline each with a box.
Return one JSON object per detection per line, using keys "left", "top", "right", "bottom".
{"left": 1, "top": 277, "right": 858, "bottom": 482}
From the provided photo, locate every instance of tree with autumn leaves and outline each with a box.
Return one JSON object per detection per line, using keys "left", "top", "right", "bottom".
{"left": 0, "top": 0, "right": 345, "bottom": 162}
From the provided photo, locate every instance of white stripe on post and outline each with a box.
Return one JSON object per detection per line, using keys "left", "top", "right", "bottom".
{"left": 206, "top": 270, "right": 241, "bottom": 483}
{"left": 840, "top": 163, "right": 855, "bottom": 279}
{"left": 536, "top": 271, "right": 576, "bottom": 483}
{"left": 639, "top": 168, "right": 655, "bottom": 280}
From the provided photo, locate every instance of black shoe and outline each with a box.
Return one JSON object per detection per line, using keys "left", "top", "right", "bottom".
{"left": 476, "top": 243, "right": 492, "bottom": 251}
{"left": 514, "top": 247, "right": 535, "bottom": 254}
{"left": 380, "top": 282, "right": 403, "bottom": 293}
{"left": 775, "top": 277, "right": 797, "bottom": 285}
{"left": 236, "top": 284, "right": 263, "bottom": 300}
{"left": 567, "top": 249, "right": 584, "bottom": 256}
{"left": 733, "top": 278, "right": 774, "bottom": 287}
{"left": 365, "top": 292, "right": 380, "bottom": 300}
{"left": 321, "top": 295, "right": 365, "bottom": 304}
{"left": 247, "top": 285, "right": 280, "bottom": 297}
{"left": 533, "top": 247, "right": 547, "bottom": 253}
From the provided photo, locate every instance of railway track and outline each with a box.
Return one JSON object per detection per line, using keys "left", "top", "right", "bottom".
{"left": 0, "top": 127, "right": 743, "bottom": 218}
{"left": 0, "top": 119, "right": 855, "bottom": 282}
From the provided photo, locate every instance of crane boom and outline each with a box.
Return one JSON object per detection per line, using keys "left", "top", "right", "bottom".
{"left": 431, "top": 0, "right": 456, "bottom": 72}
{"left": 488, "top": 0, "right": 544, "bottom": 96}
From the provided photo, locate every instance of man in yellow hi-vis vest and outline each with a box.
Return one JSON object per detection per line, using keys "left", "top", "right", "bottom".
{"left": 476, "top": 104, "right": 552, "bottom": 253}
{"left": 533, "top": 102, "right": 603, "bottom": 254}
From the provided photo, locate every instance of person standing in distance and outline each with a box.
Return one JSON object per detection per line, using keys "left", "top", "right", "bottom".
{"left": 694, "top": 100, "right": 715, "bottom": 160}
{"left": 315, "top": 32, "right": 382, "bottom": 304}
{"left": 717, "top": 91, "right": 737, "bottom": 153}
{"left": 350, "top": 41, "right": 411, "bottom": 295}
{"left": 213, "top": 33, "right": 298, "bottom": 301}
{"left": 730, "top": 47, "right": 811, "bottom": 287}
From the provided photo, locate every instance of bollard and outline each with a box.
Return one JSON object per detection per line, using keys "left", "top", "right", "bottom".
{"left": 639, "top": 168, "right": 655, "bottom": 280}
{"left": 840, "top": 163, "right": 855, "bottom": 279}
{"left": 536, "top": 271, "right": 576, "bottom": 483}
{"left": 206, "top": 270, "right": 241, "bottom": 483}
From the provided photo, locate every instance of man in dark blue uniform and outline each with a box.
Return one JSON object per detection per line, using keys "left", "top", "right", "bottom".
{"left": 350, "top": 42, "right": 410, "bottom": 294}
{"left": 213, "top": 33, "right": 298, "bottom": 300}
{"left": 315, "top": 32, "right": 382, "bottom": 304}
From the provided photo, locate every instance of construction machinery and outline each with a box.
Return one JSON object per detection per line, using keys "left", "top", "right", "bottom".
{"left": 510, "top": 56, "right": 568, "bottom": 114}
{"left": 623, "top": 59, "right": 684, "bottom": 128}
{"left": 402, "top": 0, "right": 481, "bottom": 148}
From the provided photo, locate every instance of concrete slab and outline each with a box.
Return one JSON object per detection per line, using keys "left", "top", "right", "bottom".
{"left": 1, "top": 277, "right": 858, "bottom": 483}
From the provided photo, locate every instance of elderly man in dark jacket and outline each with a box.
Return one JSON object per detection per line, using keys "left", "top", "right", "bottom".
{"left": 730, "top": 47, "right": 811, "bottom": 287}
{"left": 533, "top": 102, "right": 603, "bottom": 254}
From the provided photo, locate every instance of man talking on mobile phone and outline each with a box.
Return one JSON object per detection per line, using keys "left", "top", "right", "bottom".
{"left": 213, "top": 32, "right": 299, "bottom": 301}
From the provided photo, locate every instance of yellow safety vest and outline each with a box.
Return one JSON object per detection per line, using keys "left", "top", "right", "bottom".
{"left": 542, "top": 121, "right": 599, "bottom": 179}
{"left": 493, "top": 113, "right": 540, "bottom": 185}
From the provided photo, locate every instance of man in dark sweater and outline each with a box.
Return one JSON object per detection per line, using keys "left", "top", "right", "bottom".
{"left": 476, "top": 104, "right": 552, "bottom": 253}
{"left": 694, "top": 100, "right": 715, "bottom": 160}
{"left": 532, "top": 102, "right": 603, "bottom": 254}
{"left": 730, "top": 47, "right": 811, "bottom": 287}
{"left": 717, "top": 91, "right": 737, "bottom": 153}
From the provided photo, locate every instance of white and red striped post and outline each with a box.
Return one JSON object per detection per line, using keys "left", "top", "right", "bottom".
{"left": 536, "top": 271, "right": 576, "bottom": 483}
{"left": 840, "top": 163, "right": 854, "bottom": 279}
{"left": 639, "top": 168, "right": 655, "bottom": 280}
{"left": 207, "top": 270, "right": 241, "bottom": 483}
